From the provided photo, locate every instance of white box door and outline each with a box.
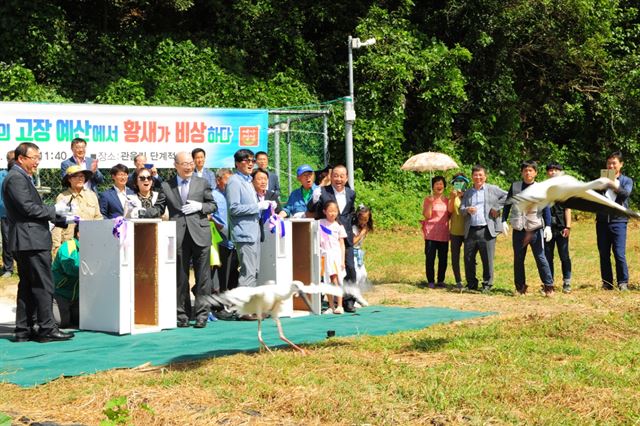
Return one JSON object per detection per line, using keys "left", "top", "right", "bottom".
{"left": 156, "top": 221, "right": 177, "bottom": 330}
{"left": 79, "top": 219, "right": 133, "bottom": 334}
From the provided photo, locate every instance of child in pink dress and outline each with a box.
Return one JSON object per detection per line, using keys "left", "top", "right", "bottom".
{"left": 319, "top": 201, "right": 347, "bottom": 314}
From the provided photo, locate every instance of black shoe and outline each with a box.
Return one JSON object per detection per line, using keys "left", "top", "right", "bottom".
{"left": 343, "top": 298, "right": 356, "bottom": 313}
{"left": 13, "top": 334, "right": 31, "bottom": 343}
{"left": 237, "top": 314, "right": 258, "bottom": 321}
{"left": 541, "top": 285, "right": 555, "bottom": 297}
{"left": 215, "top": 310, "right": 236, "bottom": 321}
{"left": 602, "top": 282, "right": 614, "bottom": 290}
{"left": 36, "top": 329, "right": 74, "bottom": 343}
{"left": 177, "top": 320, "right": 190, "bottom": 328}
{"left": 194, "top": 319, "right": 207, "bottom": 328}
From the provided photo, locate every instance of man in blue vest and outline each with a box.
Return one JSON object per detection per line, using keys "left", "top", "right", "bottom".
{"left": 502, "top": 160, "right": 554, "bottom": 296}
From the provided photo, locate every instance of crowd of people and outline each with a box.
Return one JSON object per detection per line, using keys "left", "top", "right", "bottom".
{"left": 1, "top": 139, "right": 373, "bottom": 343}
{"left": 422, "top": 154, "right": 630, "bottom": 295}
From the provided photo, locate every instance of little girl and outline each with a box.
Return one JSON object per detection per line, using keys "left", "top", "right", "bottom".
{"left": 353, "top": 205, "right": 374, "bottom": 287}
{"left": 319, "top": 200, "right": 347, "bottom": 314}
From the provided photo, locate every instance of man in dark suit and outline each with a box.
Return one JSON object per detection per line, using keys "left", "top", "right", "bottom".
{"left": 307, "top": 164, "right": 358, "bottom": 312}
{"left": 99, "top": 164, "right": 136, "bottom": 218}
{"left": 252, "top": 168, "right": 283, "bottom": 242}
{"left": 161, "top": 152, "right": 217, "bottom": 328}
{"left": 0, "top": 150, "right": 15, "bottom": 278}
{"left": 255, "top": 151, "right": 280, "bottom": 198}
{"left": 60, "top": 137, "right": 105, "bottom": 193}
{"left": 3, "top": 142, "right": 75, "bottom": 342}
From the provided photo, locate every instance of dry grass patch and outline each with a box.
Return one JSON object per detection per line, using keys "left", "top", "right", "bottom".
{"left": 2, "top": 219, "right": 640, "bottom": 424}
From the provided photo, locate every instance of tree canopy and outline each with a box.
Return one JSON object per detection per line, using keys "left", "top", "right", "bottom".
{"left": 1, "top": 0, "right": 639, "bottom": 194}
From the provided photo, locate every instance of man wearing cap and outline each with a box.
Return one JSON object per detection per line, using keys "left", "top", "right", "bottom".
{"left": 52, "top": 165, "right": 103, "bottom": 255}
{"left": 60, "top": 138, "right": 104, "bottom": 193}
{"left": 281, "top": 164, "right": 317, "bottom": 218}
{"left": 544, "top": 163, "right": 572, "bottom": 293}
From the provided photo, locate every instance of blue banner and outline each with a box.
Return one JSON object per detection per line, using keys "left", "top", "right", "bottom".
{"left": 0, "top": 102, "right": 268, "bottom": 168}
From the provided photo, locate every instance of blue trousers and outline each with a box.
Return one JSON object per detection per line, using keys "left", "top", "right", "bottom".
{"left": 512, "top": 229, "right": 553, "bottom": 292}
{"left": 596, "top": 221, "right": 628, "bottom": 287}
{"left": 544, "top": 230, "right": 572, "bottom": 282}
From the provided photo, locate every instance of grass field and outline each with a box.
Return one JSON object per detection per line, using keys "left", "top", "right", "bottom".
{"left": 1, "top": 218, "right": 640, "bottom": 425}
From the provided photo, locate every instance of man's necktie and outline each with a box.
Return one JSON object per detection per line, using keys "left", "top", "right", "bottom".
{"left": 180, "top": 179, "right": 189, "bottom": 204}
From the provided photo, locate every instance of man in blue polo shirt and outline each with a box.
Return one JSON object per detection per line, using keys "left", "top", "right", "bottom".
{"left": 281, "top": 164, "right": 317, "bottom": 218}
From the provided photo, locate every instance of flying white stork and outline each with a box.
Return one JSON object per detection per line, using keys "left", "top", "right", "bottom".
{"left": 510, "top": 174, "right": 640, "bottom": 218}
{"left": 206, "top": 280, "right": 344, "bottom": 354}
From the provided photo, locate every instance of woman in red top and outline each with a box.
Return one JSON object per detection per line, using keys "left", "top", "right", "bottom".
{"left": 422, "top": 176, "right": 450, "bottom": 288}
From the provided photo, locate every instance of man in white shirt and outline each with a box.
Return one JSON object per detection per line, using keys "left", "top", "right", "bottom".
{"left": 307, "top": 165, "right": 358, "bottom": 311}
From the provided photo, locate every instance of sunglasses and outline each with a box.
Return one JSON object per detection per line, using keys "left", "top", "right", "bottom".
{"left": 138, "top": 176, "right": 152, "bottom": 181}
{"left": 241, "top": 158, "right": 255, "bottom": 164}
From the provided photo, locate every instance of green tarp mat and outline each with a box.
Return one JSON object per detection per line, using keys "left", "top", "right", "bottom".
{"left": 0, "top": 306, "right": 492, "bottom": 387}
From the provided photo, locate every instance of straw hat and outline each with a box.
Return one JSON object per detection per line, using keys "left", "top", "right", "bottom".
{"left": 63, "top": 165, "right": 93, "bottom": 187}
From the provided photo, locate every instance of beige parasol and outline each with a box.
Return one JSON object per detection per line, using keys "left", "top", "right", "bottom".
{"left": 401, "top": 152, "right": 459, "bottom": 172}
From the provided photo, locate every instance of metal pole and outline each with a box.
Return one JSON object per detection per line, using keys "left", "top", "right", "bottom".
{"left": 273, "top": 114, "right": 280, "bottom": 191}
{"left": 345, "top": 35, "right": 355, "bottom": 188}
{"left": 286, "top": 118, "right": 292, "bottom": 194}
{"left": 323, "top": 113, "right": 329, "bottom": 167}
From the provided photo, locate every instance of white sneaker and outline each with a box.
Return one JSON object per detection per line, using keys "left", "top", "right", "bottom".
{"left": 333, "top": 306, "right": 344, "bottom": 314}
{"left": 354, "top": 302, "right": 362, "bottom": 308}
{"left": 322, "top": 307, "right": 334, "bottom": 315}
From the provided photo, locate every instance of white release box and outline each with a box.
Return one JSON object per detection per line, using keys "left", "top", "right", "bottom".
{"left": 79, "top": 219, "right": 177, "bottom": 334}
{"left": 259, "top": 218, "right": 322, "bottom": 317}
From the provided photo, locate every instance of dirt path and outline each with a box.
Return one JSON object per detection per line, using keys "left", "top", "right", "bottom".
{"left": 365, "top": 282, "right": 634, "bottom": 323}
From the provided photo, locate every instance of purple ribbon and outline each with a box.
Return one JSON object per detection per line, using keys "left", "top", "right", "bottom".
{"left": 319, "top": 224, "right": 332, "bottom": 235}
{"left": 261, "top": 204, "right": 285, "bottom": 238}
{"left": 112, "top": 216, "right": 128, "bottom": 246}
{"left": 319, "top": 222, "right": 333, "bottom": 247}
{"left": 268, "top": 212, "right": 285, "bottom": 237}
{"left": 260, "top": 206, "right": 272, "bottom": 224}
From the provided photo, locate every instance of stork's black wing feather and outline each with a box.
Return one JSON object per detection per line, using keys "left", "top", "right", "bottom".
{"left": 562, "top": 197, "right": 640, "bottom": 218}
{"left": 202, "top": 293, "right": 230, "bottom": 311}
